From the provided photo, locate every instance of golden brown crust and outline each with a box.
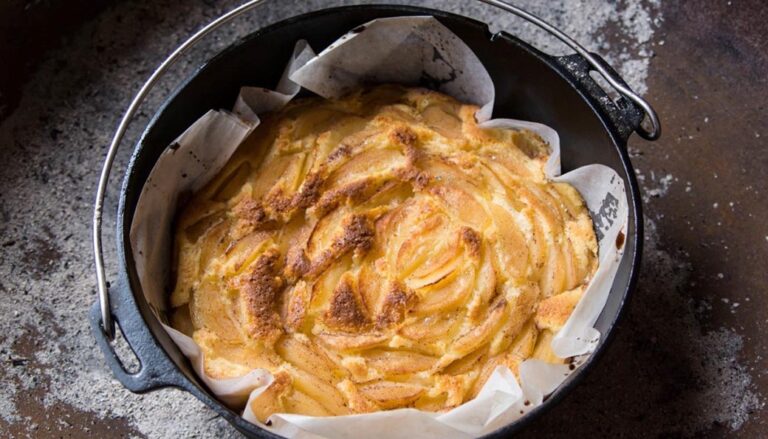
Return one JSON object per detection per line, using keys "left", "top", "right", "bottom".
{"left": 239, "top": 249, "right": 285, "bottom": 342}
{"left": 460, "top": 226, "right": 482, "bottom": 258}
{"left": 170, "top": 85, "right": 598, "bottom": 421}
{"left": 325, "top": 273, "right": 371, "bottom": 330}
{"left": 305, "top": 214, "right": 375, "bottom": 279}
{"left": 535, "top": 286, "right": 584, "bottom": 331}
{"left": 375, "top": 282, "right": 418, "bottom": 330}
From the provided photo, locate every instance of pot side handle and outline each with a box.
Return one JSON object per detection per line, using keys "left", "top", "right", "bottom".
{"left": 554, "top": 53, "right": 649, "bottom": 143}
{"left": 90, "top": 279, "right": 180, "bottom": 393}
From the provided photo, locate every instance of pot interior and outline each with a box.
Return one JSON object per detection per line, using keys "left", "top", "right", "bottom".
{"left": 118, "top": 5, "right": 640, "bottom": 437}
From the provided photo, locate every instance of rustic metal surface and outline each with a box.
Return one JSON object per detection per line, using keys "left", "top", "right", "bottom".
{"left": 0, "top": 1, "right": 765, "bottom": 438}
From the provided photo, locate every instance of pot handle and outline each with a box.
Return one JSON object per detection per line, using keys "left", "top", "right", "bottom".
{"left": 478, "top": 0, "right": 660, "bottom": 141}
{"left": 90, "top": 278, "right": 181, "bottom": 393}
{"left": 554, "top": 53, "right": 647, "bottom": 143}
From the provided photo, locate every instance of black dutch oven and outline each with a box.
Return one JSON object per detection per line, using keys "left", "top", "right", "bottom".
{"left": 91, "top": 2, "right": 659, "bottom": 438}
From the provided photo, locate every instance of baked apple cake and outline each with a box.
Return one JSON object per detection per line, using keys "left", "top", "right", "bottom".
{"left": 169, "top": 85, "right": 598, "bottom": 420}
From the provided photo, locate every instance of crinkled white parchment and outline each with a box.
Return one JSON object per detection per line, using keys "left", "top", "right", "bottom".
{"left": 131, "top": 16, "right": 628, "bottom": 439}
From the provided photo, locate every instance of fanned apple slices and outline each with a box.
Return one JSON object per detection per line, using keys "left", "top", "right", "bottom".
{"left": 170, "top": 85, "right": 598, "bottom": 421}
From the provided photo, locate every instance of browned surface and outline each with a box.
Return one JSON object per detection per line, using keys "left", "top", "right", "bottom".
{"left": 0, "top": 0, "right": 765, "bottom": 437}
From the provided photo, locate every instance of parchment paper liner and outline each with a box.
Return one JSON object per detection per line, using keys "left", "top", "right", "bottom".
{"left": 130, "top": 16, "right": 628, "bottom": 439}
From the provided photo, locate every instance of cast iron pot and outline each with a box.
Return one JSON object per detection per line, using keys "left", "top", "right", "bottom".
{"left": 91, "top": 4, "right": 656, "bottom": 438}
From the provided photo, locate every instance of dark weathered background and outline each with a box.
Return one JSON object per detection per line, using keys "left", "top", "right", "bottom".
{"left": 1, "top": 1, "right": 765, "bottom": 437}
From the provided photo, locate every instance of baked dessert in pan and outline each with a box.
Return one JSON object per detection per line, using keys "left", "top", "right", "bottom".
{"left": 169, "top": 85, "right": 598, "bottom": 420}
